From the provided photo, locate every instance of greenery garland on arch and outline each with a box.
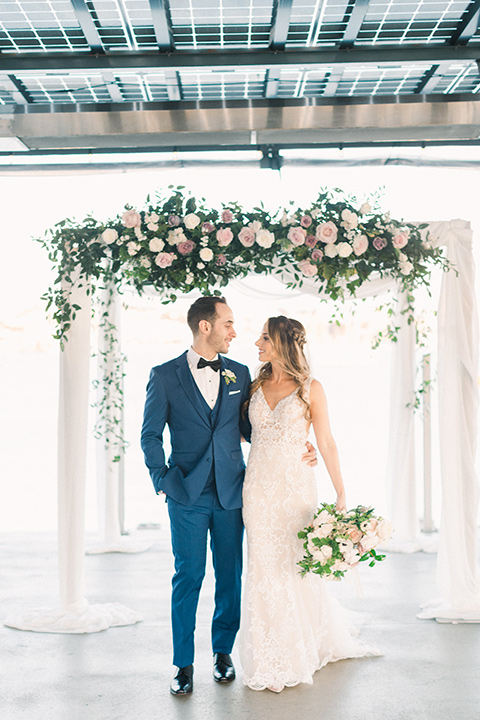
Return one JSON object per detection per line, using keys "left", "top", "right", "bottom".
{"left": 39, "top": 185, "right": 449, "bottom": 348}
{"left": 38, "top": 187, "right": 451, "bottom": 458}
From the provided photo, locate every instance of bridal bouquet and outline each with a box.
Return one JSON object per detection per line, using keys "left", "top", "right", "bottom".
{"left": 298, "top": 503, "right": 393, "bottom": 580}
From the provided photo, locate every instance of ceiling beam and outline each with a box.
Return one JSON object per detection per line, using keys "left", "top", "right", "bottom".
{"left": 341, "top": 0, "right": 370, "bottom": 48}
{"left": 165, "top": 69, "right": 183, "bottom": 100}
{"left": 450, "top": 0, "right": 480, "bottom": 45}
{"left": 102, "top": 72, "right": 124, "bottom": 102}
{"left": 1, "top": 46, "right": 478, "bottom": 74}
{"left": 5, "top": 95, "right": 480, "bottom": 152}
{"left": 70, "top": 0, "right": 103, "bottom": 52}
{"left": 269, "top": 0, "right": 294, "bottom": 50}
{"left": 264, "top": 69, "right": 281, "bottom": 98}
{"left": 0, "top": 75, "right": 32, "bottom": 104}
{"left": 415, "top": 64, "right": 443, "bottom": 94}
{"left": 149, "top": 0, "right": 174, "bottom": 50}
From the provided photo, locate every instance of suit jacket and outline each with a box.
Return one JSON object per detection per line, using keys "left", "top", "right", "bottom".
{"left": 141, "top": 351, "right": 252, "bottom": 510}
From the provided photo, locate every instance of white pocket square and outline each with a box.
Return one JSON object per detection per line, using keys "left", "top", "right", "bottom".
{"left": 229, "top": 390, "right": 241, "bottom": 395}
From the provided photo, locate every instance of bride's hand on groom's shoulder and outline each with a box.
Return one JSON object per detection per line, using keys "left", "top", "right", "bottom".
{"left": 302, "top": 441, "right": 318, "bottom": 467}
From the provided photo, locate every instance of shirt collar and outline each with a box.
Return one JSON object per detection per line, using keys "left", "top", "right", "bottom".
{"left": 187, "top": 346, "right": 219, "bottom": 368}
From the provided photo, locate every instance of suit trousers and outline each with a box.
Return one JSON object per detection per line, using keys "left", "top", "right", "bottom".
{"left": 167, "top": 479, "right": 244, "bottom": 668}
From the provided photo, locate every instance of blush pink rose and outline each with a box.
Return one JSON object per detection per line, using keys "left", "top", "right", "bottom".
{"left": 316, "top": 221, "right": 338, "bottom": 244}
{"left": 221, "top": 209, "right": 233, "bottom": 223}
{"left": 177, "top": 239, "right": 195, "bottom": 255}
{"left": 298, "top": 259, "right": 317, "bottom": 277}
{"left": 122, "top": 209, "right": 141, "bottom": 228}
{"left": 238, "top": 226, "right": 255, "bottom": 247}
{"left": 202, "top": 222, "right": 215, "bottom": 234}
{"left": 311, "top": 248, "right": 323, "bottom": 261}
{"left": 353, "top": 234, "right": 369, "bottom": 256}
{"left": 155, "top": 252, "right": 175, "bottom": 268}
{"left": 305, "top": 234, "right": 317, "bottom": 248}
{"left": 287, "top": 226, "right": 307, "bottom": 246}
{"left": 300, "top": 215, "right": 312, "bottom": 228}
{"left": 216, "top": 254, "right": 227, "bottom": 266}
{"left": 348, "top": 529, "right": 363, "bottom": 544}
{"left": 393, "top": 231, "right": 409, "bottom": 249}
{"left": 216, "top": 227, "right": 234, "bottom": 247}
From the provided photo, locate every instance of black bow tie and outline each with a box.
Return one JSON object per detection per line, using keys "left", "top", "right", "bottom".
{"left": 197, "top": 357, "right": 221, "bottom": 372}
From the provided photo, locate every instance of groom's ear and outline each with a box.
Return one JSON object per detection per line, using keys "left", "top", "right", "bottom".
{"left": 198, "top": 319, "right": 211, "bottom": 336}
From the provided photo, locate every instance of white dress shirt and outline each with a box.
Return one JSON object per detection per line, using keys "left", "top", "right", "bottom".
{"left": 187, "top": 346, "right": 221, "bottom": 409}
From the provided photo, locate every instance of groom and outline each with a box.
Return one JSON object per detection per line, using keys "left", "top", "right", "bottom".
{"left": 141, "top": 296, "right": 315, "bottom": 695}
{"left": 141, "top": 296, "right": 251, "bottom": 695}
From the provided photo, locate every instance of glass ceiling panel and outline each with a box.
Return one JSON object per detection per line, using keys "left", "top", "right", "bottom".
{"left": 0, "top": 1, "right": 479, "bottom": 106}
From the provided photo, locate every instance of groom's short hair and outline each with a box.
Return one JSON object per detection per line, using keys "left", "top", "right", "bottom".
{"left": 187, "top": 296, "right": 227, "bottom": 335}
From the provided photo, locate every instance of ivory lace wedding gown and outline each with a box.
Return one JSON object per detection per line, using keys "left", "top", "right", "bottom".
{"left": 239, "top": 380, "right": 378, "bottom": 692}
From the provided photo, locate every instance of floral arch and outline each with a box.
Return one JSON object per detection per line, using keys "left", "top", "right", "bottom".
{"left": 5, "top": 188, "right": 480, "bottom": 633}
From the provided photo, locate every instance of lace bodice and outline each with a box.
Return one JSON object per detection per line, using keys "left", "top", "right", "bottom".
{"left": 248, "top": 379, "right": 312, "bottom": 453}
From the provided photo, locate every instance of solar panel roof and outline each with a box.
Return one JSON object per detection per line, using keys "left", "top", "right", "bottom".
{"left": 0, "top": 1, "right": 479, "bottom": 154}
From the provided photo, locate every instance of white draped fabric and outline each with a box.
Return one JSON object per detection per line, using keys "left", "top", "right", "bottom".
{"left": 87, "top": 279, "right": 151, "bottom": 555}
{"left": 418, "top": 220, "right": 480, "bottom": 620}
{"left": 4, "top": 276, "right": 143, "bottom": 633}
{"left": 4, "top": 219, "right": 479, "bottom": 633}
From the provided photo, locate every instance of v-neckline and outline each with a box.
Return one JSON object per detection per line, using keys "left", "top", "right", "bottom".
{"left": 260, "top": 385, "right": 297, "bottom": 412}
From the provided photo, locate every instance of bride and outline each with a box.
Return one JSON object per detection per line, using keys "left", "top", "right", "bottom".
{"left": 239, "top": 315, "right": 378, "bottom": 692}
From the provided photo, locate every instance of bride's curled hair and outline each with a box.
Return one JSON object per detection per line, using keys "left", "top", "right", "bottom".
{"left": 248, "top": 316, "right": 311, "bottom": 419}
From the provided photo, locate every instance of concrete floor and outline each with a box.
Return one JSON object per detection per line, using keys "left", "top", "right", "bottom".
{"left": 2, "top": 527, "right": 480, "bottom": 720}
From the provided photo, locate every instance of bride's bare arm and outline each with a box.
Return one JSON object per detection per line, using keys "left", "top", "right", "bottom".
{"left": 309, "top": 379, "right": 346, "bottom": 511}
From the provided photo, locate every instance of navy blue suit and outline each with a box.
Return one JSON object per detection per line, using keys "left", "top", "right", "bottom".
{"left": 141, "top": 351, "right": 251, "bottom": 667}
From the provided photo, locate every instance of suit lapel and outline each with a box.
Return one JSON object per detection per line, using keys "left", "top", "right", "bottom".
{"left": 212, "top": 357, "right": 231, "bottom": 427}
{"left": 175, "top": 352, "right": 211, "bottom": 426}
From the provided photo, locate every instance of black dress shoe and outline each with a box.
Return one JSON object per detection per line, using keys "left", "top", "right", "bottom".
{"left": 170, "top": 665, "right": 193, "bottom": 695}
{"left": 213, "top": 653, "right": 235, "bottom": 683}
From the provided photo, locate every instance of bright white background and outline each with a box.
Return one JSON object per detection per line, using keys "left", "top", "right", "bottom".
{"left": 1, "top": 150, "right": 479, "bottom": 532}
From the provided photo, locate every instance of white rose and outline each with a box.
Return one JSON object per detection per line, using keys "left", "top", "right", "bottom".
{"left": 400, "top": 260, "right": 414, "bottom": 275}
{"left": 316, "top": 510, "right": 335, "bottom": 524}
{"left": 147, "top": 222, "right": 159, "bottom": 232}
{"left": 324, "top": 244, "right": 338, "bottom": 258}
{"left": 199, "top": 247, "right": 214, "bottom": 262}
{"left": 185, "top": 272, "right": 194, "bottom": 284}
{"left": 359, "top": 202, "right": 372, "bottom": 215}
{"left": 167, "top": 228, "right": 185, "bottom": 245}
{"left": 341, "top": 209, "right": 358, "bottom": 230}
{"left": 149, "top": 237, "right": 165, "bottom": 252}
{"left": 101, "top": 228, "right": 118, "bottom": 245}
{"left": 376, "top": 519, "right": 394, "bottom": 542}
{"left": 360, "top": 534, "right": 380, "bottom": 552}
{"left": 320, "top": 545, "right": 333, "bottom": 559}
{"left": 140, "top": 257, "right": 151, "bottom": 268}
{"left": 183, "top": 213, "right": 201, "bottom": 229}
{"left": 127, "top": 241, "right": 140, "bottom": 256}
{"left": 337, "top": 242, "right": 353, "bottom": 258}
{"left": 311, "top": 208, "right": 320, "bottom": 218}
{"left": 197, "top": 262, "right": 205, "bottom": 269}
{"left": 256, "top": 229, "right": 275, "bottom": 248}
{"left": 249, "top": 220, "right": 262, "bottom": 234}
{"left": 148, "top": 212, "right": 159, "bottom": 223}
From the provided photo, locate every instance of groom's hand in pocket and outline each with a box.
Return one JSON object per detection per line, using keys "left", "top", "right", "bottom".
{"left": 302, "top": 441, "right": 318, "bottom": 467}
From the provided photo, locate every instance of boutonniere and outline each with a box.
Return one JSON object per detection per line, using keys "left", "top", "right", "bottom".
{"left": 222, "top": 369, "right": 237, "bottom": 385}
